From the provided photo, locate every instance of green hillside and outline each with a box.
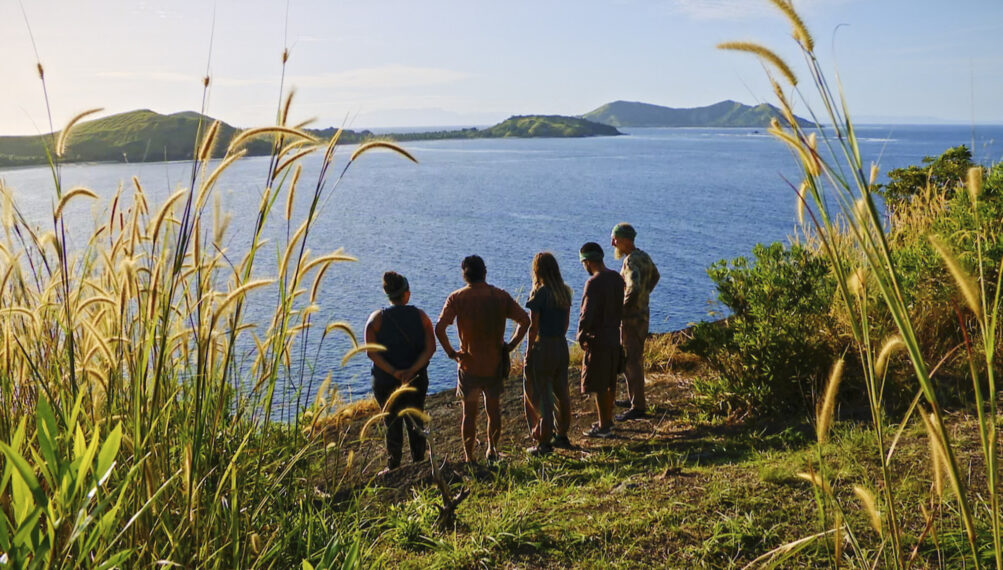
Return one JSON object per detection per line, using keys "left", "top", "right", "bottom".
{"left": 480, "top": 115, "right": 621, "bottom": 137}
{"left": 582, "top": 100, "right": 815, "bottom": 128}
{"left": 0, "top": 111, "right": 620, "bottom": 168}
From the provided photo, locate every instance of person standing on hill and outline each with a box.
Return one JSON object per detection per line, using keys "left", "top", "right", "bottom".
{"left": 611, "top": 223, "right": 660, "bottom": 420}
{"left": 436, "top": 255, "right": 530, "bottom": 463}
{"left": 365, "top": 272, "right": 437, "bottom": 475}
{"left": 522, "top": 252, "right": 574, "bottom": 455}
{"left": 577, "top": 242, "right": 625, "bottom": 438}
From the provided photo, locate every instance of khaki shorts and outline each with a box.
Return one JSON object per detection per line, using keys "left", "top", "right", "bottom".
{"left": 456, "top": 368, "right": 504, "bottom": 400}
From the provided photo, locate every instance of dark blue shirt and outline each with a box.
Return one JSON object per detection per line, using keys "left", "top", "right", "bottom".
{"left": 526, "top": 286, "right": 569, "bottom": 339}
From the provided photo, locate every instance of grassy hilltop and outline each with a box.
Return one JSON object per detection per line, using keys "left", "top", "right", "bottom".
{"left": 582, "top": 99, "right": 815, "bottom": 128}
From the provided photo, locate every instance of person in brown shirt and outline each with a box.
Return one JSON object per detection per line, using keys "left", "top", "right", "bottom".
{"left": 576, "top": 242, "right": 625, "bottom": 438}
{"left": 436, "top": 255, "right": 530, "bottom": 463}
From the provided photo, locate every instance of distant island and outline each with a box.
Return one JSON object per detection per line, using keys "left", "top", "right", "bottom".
{"left": 0, "top": 111, "right": 621, "bottom": 167}
{"left": 581, "top": 100, "right": 814, "bottom": 128}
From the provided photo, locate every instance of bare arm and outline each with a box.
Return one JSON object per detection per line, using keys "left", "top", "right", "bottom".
{"left": 364, "top": 311, "right": 398, "bottom": 376}
{"left": 435, "top": 299, "right": 459, "bottom": 360}
{"left": 504, "top": 297, "right": 531, "bottom": 352}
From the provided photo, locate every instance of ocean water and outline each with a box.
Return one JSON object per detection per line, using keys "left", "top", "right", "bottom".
{"left": 1, "top": 124, "right": 1001, "bottom": 405}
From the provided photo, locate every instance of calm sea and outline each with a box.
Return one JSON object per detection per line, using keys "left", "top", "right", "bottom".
{"left": 2, "top": 125, "right": 1001, "bottom": 406}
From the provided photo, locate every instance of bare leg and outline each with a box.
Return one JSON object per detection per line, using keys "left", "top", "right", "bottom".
{"left": 597, "top": 388, "right": 615, "bottom": 430}
{"left": 484, "top": 392, "right": 502, "bottom": 458}
{"left": 460, "top": 391, "right": 481, "bottom": 463}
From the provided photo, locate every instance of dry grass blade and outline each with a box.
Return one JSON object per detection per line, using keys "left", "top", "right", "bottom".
{"left": 717, "top": 42, "right": 797, "bottom": 86}
{"left": 350, "top": 140, "right": 418, "bottom": 163}
{"left": 816, "top": 358, "right": 844, "bottom": 443}
{"left": 929, "top": 234, "right": 983, "bottom": 319}
{"left": 56, "top": 108, "right": 104, "bottom": 157}
{"left": 742, "top": 529, "right": 836, "bottom": 570}
{"left": 54, "top": 187, "right": 99, "bottom": 219}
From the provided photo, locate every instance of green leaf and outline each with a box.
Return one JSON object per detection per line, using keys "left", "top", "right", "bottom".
{"left": 0, "top": 441, "right": 45, "bottom": 511}
{"left": 95, "top": 550, "right": 132, "bottom": 570}
{"left": 74, "top": 425, "right": 101, "bottom": 501}
{"left": 302, "top": 561, "right": 315, "bottom": 570}
{"left": 74, "top": 424, "right": 87, "bottom": 460}
{"left": 35, "top": 398, "right": 59, "bottom": 486}
{"left": 95, "top": 422, "right": 122, "bottom": 483}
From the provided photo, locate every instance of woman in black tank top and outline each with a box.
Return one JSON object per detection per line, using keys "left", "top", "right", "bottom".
{"left": 365, "top": 272, "right": 437, "bottom": 474}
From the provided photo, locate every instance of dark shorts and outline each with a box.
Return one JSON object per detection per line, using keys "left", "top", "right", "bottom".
{"left": 456, "top": 368, "right": 504, "bottom": 400}
{"left": 580, "top": 345, "right": 619, "bottom": 394}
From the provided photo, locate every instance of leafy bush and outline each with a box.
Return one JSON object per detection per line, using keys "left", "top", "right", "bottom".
{"left": 687, "top": 242, "right": 836, "bottom": 415}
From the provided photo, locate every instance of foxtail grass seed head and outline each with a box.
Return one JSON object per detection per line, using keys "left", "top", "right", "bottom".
{"left": 853, "top": 486, "right": 882, "bottom": 535}
{"left": 350, "top": 140, "right": 418, "bottom": 164}
{"left": 847, "top": 267, "right": 868, "bottom": 298}
{"left": 768, "top": 0, "right": 815, "bottom": 51}
{"left": 381, "top": 385, "right": 417, "bottom": 413}
{"left": 796, "top": 471, "right": 833, "bottom": 495}
{"left": 875, "top": 335, "right": 904, "bottom": 379}
{"left": 359, "top": 412, "right": 388, "bottom": 440}
{"left": 796, "top": 181, "right": 807, "bottom": 226}
{"left": 399, "top": 407, "right": 432, "bottom": 424}
{"left": 56, "top": 108, "right": 104, "bottom": 158}
{"left": 967, "top": 166, "right": 982, "bottom": 204}
{"left": 929, "top": 234, "right": 983, "bottom": 320}
{"left": 869, "top": 162, "right": 880, "bottom": 188}
{"left": 921, "top": 412, "right": 946, "bottom": 499}
{"left": 816, "top": 358, "right": 844, "bottom": 444}
{"left": 198, "top": 120, "right": 221, "bottom": 162}
{"left": 717, "top": 41, "right": 798, "bottom": 86}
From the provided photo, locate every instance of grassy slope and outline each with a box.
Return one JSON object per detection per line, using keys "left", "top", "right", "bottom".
{"left": 328, "top": 344, "right": 986, "bottom": 568}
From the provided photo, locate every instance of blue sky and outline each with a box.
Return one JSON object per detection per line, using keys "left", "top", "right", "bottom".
{"left": 2, "top": 0, "right": 1002, "bottom": 134}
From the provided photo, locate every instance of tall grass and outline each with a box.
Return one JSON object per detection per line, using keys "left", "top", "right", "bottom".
{"left": 721, "top": 1, "right": 1002, "bottom": 567}
{"left": 0, "top": 53, "right": 415, "bottom": 567}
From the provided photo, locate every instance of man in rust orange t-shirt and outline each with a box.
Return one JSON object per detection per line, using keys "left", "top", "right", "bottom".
{"left": 436, "top": 255, "right": 530, "bottom": 463}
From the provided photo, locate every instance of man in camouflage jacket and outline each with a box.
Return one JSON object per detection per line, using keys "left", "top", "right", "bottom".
{"left": 610, "top": 223, "right": 660, "bottom": 420}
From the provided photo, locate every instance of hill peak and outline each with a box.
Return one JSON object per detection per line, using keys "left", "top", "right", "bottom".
{"left": 581, "top": 100, "right": 812, "bottom": 128}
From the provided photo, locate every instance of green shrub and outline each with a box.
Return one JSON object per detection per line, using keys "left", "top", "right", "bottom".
{"left": 687, "top": 242, "right": 836, "bottom": 416}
